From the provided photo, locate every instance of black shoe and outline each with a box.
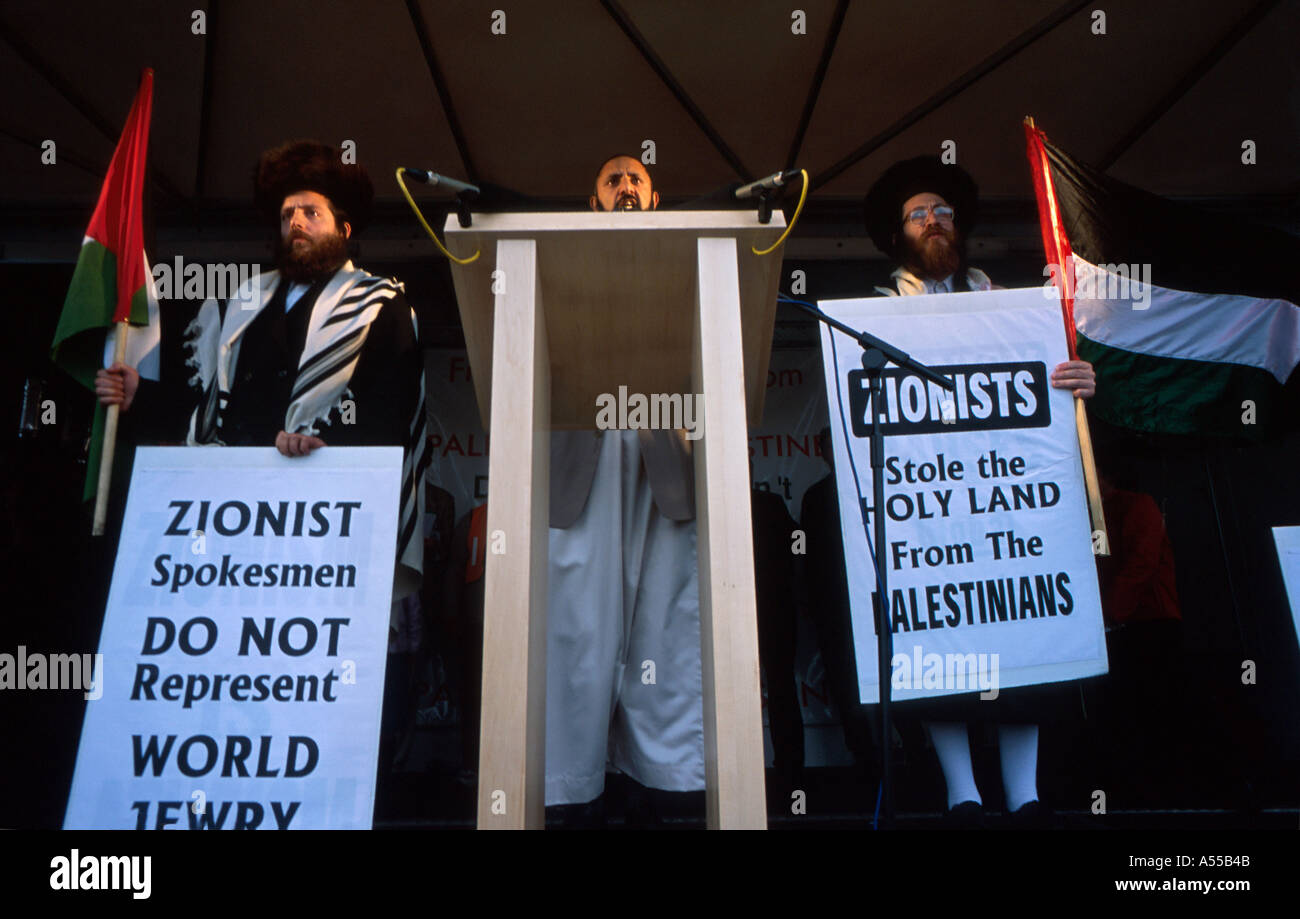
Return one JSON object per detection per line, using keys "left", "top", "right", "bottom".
{"left": 1007, "top": 800, "right": 1052, "bottom": 830}
{"left": 945, "top": 800, "right": 985, "bottom": 829}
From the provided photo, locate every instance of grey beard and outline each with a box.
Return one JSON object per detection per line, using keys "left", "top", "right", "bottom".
{"left": 275, "top": 232, "right": 350, "bottom": 283}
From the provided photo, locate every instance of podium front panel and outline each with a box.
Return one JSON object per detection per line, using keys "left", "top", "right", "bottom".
{"left": 446, "top": 211, "right": 784, "bottom": 429}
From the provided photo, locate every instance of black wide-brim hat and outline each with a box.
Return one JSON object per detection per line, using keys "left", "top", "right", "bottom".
{"left": 254, "top": 139, "right": 374, "bottom": 234}
{"left": 863, "top": 155, "right": 979, "bottom": 258}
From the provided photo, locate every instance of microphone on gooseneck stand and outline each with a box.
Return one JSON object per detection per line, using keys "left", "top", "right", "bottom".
{"left": 399, "top": 168, "right": 481, "bottom": 197}
{"left": 732, "top": 169, "right": 801, "bottom": 200}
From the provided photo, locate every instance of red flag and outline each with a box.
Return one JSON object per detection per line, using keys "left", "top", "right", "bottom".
{"left": 50, "top": 68, "right": 156, "bottom": 505}
{"left": 91, "top": 66, "right": 153, "bottom": 323}
{"left": 1023, "top": 118, "right": 1077, "bottom": 360}
{"left": 51, "top": 68, "right": 154, "bottom": 387}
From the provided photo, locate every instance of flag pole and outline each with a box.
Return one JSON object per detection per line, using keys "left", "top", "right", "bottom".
{"left": 1024, "top": 116, "right": 1109, "bottom": 555}
{"left": 1073, "top": 358, "right": 1108, "bottom": 554}
{"left": 91, "top": 320, "right": 129, "bottom": 536}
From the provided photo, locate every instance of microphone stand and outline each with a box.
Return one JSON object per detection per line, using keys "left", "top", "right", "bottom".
{"left": 454, "top": 189, "right": 477, "bottom": 228}
{"left": 784, "top": 297, "right": 953, "bottom": 827}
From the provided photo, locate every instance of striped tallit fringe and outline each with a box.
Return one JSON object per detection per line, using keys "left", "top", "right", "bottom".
{"left": 395, "top": 361, "right": 431, "bottom": 599}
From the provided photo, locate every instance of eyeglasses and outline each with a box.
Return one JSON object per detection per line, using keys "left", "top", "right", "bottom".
{"left": 902, "top": 204, "right": 956, "bottom": 225}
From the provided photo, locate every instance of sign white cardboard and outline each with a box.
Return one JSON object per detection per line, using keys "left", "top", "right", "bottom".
{"left": 817, "top": 288, "right": 1108, "bottom": 704}
{"left": 64, "top": 446, "right": 401, "bottom": 829}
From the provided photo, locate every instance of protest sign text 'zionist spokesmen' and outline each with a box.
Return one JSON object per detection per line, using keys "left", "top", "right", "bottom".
{"left": 65, "top": 447, "right": 401, "bottom": 830}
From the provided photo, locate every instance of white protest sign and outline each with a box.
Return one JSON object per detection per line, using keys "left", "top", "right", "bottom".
{"left": 1271, "top": 526, "right": 1300, "bottom": 653}
{"left": 64, "top": 446, "right": 400, "bottom": 829}
{"left": 817, "top": 287, "right": 1107, "bottom": 704}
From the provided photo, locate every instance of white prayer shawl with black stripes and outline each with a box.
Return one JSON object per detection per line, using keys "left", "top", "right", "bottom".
{"left": 183, "top": 262, "right": 428, "bottom": 599}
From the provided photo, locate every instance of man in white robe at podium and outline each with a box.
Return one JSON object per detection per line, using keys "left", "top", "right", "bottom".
{"left": 544, "top": 155, "right": 705, "bottom": 815}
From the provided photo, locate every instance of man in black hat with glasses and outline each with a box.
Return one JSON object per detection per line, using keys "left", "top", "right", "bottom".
{"left": 858, "top": 155, "right": 1095, "bottom": 827}
{"left": 864, "top": 154, "right": 1096, "bottom": 392}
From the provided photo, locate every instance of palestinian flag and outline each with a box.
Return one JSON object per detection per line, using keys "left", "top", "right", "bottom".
{"left": 50, "top": 68, "right": 158, "bottom": 498}
{"left": 1025, "top": 121, "right": 1300, "bottom": 441}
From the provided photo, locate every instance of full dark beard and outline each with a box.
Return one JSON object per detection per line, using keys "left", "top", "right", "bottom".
{"left": 597, "top": 190, "right": 642, "bottom": 212}
{"left": 275, "top": 231, "right": 350, "bottom": 283}
{"left": 902, "top": 227, "right": 963, "bottom": 282}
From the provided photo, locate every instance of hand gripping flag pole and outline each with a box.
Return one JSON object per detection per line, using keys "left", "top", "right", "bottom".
{"left": 50, "top": 68, "right": 155, "bottom": 536}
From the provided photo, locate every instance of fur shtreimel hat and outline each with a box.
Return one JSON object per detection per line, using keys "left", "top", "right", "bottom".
{"left": 863, "top": 155, "right": 979, "bottom": 258}
{"left": 254, "top": 140, "right": 374, "bottom": 233}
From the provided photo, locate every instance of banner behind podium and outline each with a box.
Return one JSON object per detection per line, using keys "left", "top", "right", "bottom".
{"left": 65, "top": 447, "right": 400, "bottom": 829}
{"left": 817, "top": 288, "right": 1107, "bottom": 704}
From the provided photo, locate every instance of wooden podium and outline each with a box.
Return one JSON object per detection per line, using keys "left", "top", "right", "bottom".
{"left": 445, "top": 210, "right": 785, "bottom": 829}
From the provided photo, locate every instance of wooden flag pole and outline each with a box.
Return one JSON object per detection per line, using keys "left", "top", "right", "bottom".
{"left": 91, "top": 320, "right": 129, "bottom": 536}
{"left": 1024, "top": 116, "right": 1109, "bottom": 555}
{"left": 1075, "top": 394, "right": 1108, "bottom": 554}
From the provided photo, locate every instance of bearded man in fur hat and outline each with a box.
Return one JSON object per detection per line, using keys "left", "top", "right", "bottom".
{"left": 95, "top": 139, "right": 429, "bottom": 599}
